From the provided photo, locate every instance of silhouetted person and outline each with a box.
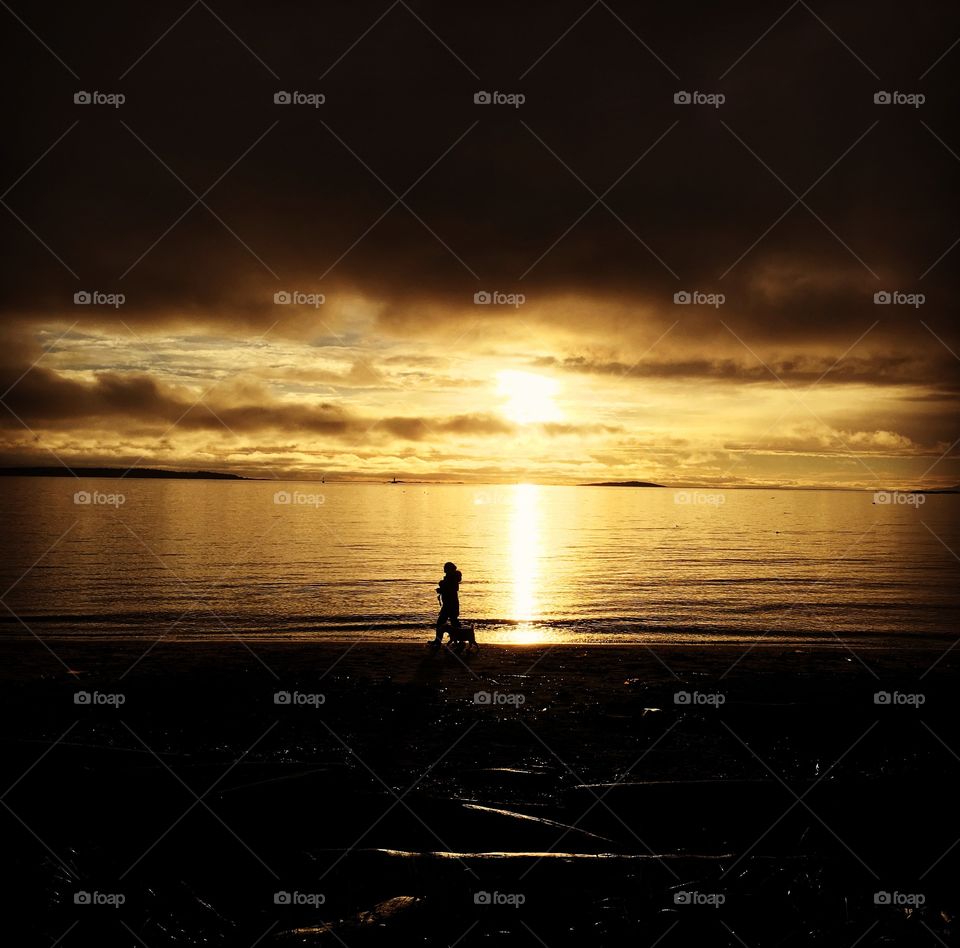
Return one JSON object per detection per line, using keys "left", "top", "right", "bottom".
{"left": 432, "top": 561, "right": 462, "bottom": 645}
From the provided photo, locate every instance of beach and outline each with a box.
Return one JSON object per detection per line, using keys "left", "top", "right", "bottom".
{"left": 5, "top": 639, "right": 959, "bottom": 945}
{"left": 4, "top": 0, "right": 959, "bottom": 941}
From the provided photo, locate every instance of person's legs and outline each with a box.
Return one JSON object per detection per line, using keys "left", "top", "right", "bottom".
{"left": 434, "top": 605, "right": 450, "bottom": 644}
{"left": 449, "top": 609, "right": 463, "bottom": 645}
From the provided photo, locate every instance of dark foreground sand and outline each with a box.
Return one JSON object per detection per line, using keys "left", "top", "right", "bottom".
{"left": 3, "top": 639, "right": 960, "bottom": 945}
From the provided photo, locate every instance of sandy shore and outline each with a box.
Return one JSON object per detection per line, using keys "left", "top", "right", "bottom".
{"left": 4, "top": 639, "right": 959, "bottom": 945}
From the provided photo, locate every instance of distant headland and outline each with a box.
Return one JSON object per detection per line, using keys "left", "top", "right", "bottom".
{"left": 0, "top": 466, "right": 248, "bottom": 480}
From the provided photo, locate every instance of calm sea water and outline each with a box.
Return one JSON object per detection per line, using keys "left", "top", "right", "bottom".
{"left": 1, "top": 478, "right": 957, "bottom": 645}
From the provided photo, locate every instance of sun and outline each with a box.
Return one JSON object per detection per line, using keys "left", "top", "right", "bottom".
{"left": 496, "top": 370, "right": 562, "bottom": 424}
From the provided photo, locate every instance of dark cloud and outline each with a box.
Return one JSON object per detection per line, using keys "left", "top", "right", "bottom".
{"left": 1, "top": 1, "right": 957, "bottom": 343}
{"left": 0, "top": 363, "right": 613, "bottom": 441}
{"left": 531, "top": 352, "right": 960, "bottom": 389}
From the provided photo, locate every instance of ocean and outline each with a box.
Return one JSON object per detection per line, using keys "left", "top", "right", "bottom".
{"left": 2, "top": 478, "right": 957, "bottom": 645}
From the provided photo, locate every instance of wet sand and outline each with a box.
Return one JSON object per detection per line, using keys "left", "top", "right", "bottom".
{"left": 4, "top": 639, "right": 960, "bottom": 945}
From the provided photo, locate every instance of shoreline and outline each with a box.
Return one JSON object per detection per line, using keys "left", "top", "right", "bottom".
{"left": 4, "top": 619, "right": 956, "bottom": 649}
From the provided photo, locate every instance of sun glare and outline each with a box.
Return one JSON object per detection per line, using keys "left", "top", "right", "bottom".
{"left": 496, "top": 370, "right": 561, "bottom": 425}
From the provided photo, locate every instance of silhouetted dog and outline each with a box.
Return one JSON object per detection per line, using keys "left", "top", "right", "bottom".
{"left": 448, "top": 623, "right": 477, "bottom": 648}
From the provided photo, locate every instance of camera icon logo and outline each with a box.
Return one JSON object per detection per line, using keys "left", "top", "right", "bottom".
{"left": 273, "top": 491, "right": 292, "bottom": 505}
{"left": 473, "top": 291, "right": 492, "bottom": 304}
{"left": 74, "top": 691, "right": 92, "bottom": 704}
{"left": 74, "top": 91, "right": 91, "bottom": 105}
{"left": 873, "top": 290, "right": 891, "bottom": 304}
{"left": 274, "top": 691, "right": 292, "bottom": 705}
{"left": 674, "top": 691, "right": 692, "bottom": 704}
{"left": 673, "top": 290, "right": 691, "bottom": 304}
{"left": 874, "top": 91, "right": 891, "bottom": 105}
{"left": 74, "top": 490, "right": 92, "bottom": 504}
{"left": 274, "top": 291, "right": 291, "bottom": 304}
{"left": 274, "top": 891, "right": 292, "bottom": 904}
{"left": 874, "top": 691, "right": 892, "bottom": 704}
{"left": 74, "top": 291, "right": 91, "bottom": 305}
{"left": 274, "top": 91, "right": 292, "bottom": 104}
{"left": 474, "top": 91, "right": 491, "bottom": 105}
{"left": 674, "top": 91, "right": 691, "bottom": 104}
{"left": 474, "top": 891, "right": 492, "bottom": 904}
{"left": 74, "top": 890, "right": 92, "bottom": 904}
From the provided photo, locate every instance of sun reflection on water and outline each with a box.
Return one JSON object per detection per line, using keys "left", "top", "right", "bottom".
{"left": 508, "top": 484, "right": 547, "bottom": 644}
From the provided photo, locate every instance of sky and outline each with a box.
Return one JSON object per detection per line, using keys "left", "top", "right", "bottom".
{"left": 1, "top": 0, "right": 958, "bottom": 487}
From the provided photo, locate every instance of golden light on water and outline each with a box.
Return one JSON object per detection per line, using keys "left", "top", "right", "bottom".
{"left": 508, "top": 484, "right": 547, "bottom": 644}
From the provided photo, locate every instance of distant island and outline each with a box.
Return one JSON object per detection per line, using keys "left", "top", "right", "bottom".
{"left": 386, "top": 478, "right": 468, "bottom": 485}
{"left": 0, "top": 466, "right": 247, "bottom": 480}
{"left": 582, "top": 480, "right": 664, "bottom": 488}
